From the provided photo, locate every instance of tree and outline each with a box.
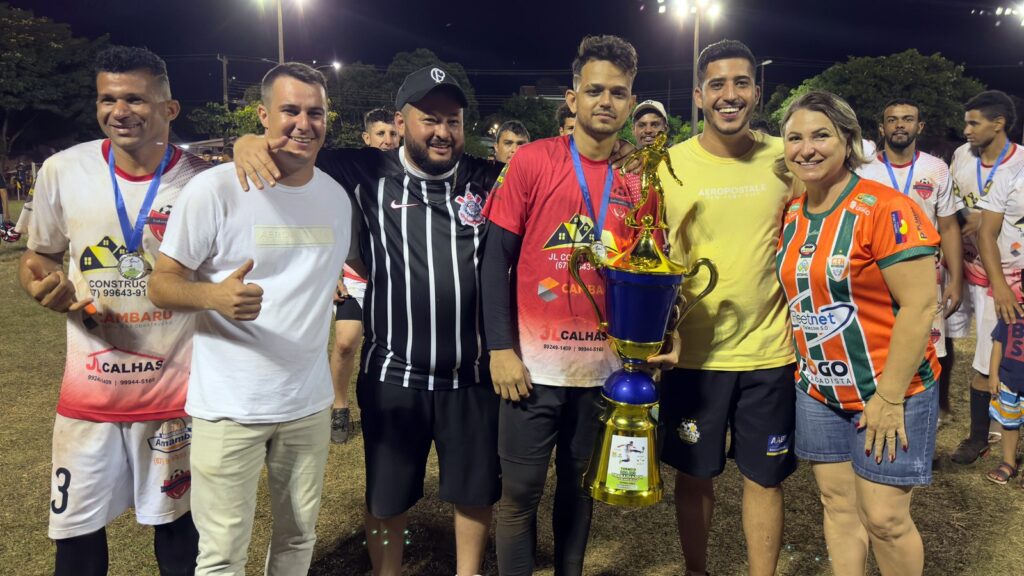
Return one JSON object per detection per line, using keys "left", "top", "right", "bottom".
{"left": 0, "top": 4, "right": 108, "bottom": 165}
{"left": 384, "top": 49, "right": 480, "bottom": 127}
{"left": 483, "top": 95, "right": 559, "bottom": 141}
{"left": 767, "top": 50, "right": 985, "bottom": 149}
{"left": 185, "top": 48, "right": 483, "bottom": 154}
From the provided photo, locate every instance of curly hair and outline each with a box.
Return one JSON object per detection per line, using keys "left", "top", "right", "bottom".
{"left": 570, "top": 35, "right": 638, "bottom": 90}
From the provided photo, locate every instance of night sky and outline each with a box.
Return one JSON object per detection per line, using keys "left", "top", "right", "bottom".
{"left": 14, "top": 0, "right": 1024, "bottom": 118}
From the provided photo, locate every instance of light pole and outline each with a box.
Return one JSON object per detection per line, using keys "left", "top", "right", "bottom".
{"left": 276, "top": 0, "right": 284, "bottom": 63}
{"left": 758, "top": 59, "right": 773, "bottom": 115}
{"left": 660, "top": 1, "right": 723, "bottom": 132}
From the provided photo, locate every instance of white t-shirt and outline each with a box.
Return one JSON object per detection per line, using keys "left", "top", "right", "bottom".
{"left": 951, "top": 142, "right": 1024, "bottom": 285}
{"left": 857, "top": 149, "right": 957, "bottom": 230}
{"left": 160, "top": 163, "right": 352, "bottom": 423}
{"left": 28, "top": 139, "right": 209, "bottom": 422}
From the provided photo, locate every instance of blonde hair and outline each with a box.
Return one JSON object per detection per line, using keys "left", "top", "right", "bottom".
{"left": 774, "top": 90, "right": 866, "bottom": 178}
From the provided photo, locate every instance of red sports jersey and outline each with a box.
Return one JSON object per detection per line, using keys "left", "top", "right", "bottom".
{"left": 484, "top": 136, "right": 639, "bottom": 387}
{"left": 776, "top": 175, "right": 941, "bottom": 411}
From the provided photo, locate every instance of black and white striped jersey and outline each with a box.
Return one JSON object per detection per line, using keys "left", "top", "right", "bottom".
{"left": 316, "top": 147, "right": 502, "bottom": 390}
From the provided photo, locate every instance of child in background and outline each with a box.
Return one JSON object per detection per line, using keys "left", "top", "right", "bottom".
{"left": 986, "top": 315, "right": 1024, "bottom": 488}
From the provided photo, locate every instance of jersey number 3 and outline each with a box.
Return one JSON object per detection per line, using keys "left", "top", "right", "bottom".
{"left": 51, "top": 467, "right": 71, "bottom": 514}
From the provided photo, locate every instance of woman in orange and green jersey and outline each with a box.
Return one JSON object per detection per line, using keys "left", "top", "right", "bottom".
{"left": 775, "top": 91, "right": 941, "bottom": 576}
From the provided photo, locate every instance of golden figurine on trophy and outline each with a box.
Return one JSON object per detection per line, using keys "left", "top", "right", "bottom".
{"left": 570, "top": 132, "right": 717, "bottom": 507}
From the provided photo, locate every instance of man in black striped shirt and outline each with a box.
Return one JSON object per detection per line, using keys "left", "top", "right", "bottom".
{"left": 234, "top": 66, "right": 502, "bottom": 576}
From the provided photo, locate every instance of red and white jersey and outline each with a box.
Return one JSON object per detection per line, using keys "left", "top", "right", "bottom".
{"left": 976, "top": 168, "right": 1024, "bottom": 290}
{"left": 950, "top": 142, "right": 1024, "bottom": 286}
{"left": 29, "top": 140, "right": 209, "bottom": 422}
{"left": 484, "top": 136, "right": 639, "bottom": 388}
{"left": 856, "top": 150, "right": 957, "bottom": 230}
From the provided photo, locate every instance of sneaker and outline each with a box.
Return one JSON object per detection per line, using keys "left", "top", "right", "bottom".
{"left": 950, "top": 438, "right": 990, "bottom": 465}
{"left": 331, "top": 407, "right": 351, "bottom": 444}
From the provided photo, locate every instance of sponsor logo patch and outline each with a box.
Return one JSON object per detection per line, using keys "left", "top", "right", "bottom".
{"left": 160, "top": 469, "right": 191, "bottom": 499}
{"left": 799, "top": 243, "right": 816, "bottom": 256}
{"left": 147, "top": 419, "right": 192, "bottom": 454}
{"left": 85, "top": 347, "right": 164, "bottom": 375}
{"left": 796, "top": 258, "right": 811, "bottom": 278}
{"left": 891, "top": 210, "right": 908, "bottom": 244}
{"left": 678, "top": 419, "right": 700, "bottom": 445}
{"left": 537, "top": 277, "right": 560, "bottom": 302}
{"left": 804, "top": 359, "right": 855, "bottom": 387}
{"left": 767, "top": 434, "right": 790, "bottom": 456}
{"left": 789, "top": 292, "right": 858, "bottom": 346}
{"left": 855, "top": 193, "right": 877, "bottom": 206}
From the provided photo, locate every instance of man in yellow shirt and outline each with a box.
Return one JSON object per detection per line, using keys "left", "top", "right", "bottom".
{"left": 658, "top": 40, "right": 796, "bottom": 576}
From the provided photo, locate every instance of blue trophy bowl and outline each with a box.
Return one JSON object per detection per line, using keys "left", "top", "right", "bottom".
{"left": 603, "top": 367, "right": 658, "bottom": 405}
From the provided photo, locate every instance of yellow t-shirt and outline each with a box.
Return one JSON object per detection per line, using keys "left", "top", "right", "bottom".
{"left": 660, "top": 132, "right": 795, "bottom": 370}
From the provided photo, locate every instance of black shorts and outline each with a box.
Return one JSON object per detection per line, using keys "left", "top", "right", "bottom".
{"left": 659, "top": 365, "right": 798, "bottom": 487}
{"left": 334, "top": 296, "right": 362, "bottom": 322}
{"left": 357, "top": 377, "right": 500, "bottom": 518}
{"left": 498, "top": 384, "right": 603, "bottom": 465}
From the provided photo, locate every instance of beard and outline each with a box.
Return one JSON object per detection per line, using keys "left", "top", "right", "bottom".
{"left": 885, "top": 132, "right": 917, "bottom": 152}
{"left": 405, "top": 136, "right": 461, "bottom": 175}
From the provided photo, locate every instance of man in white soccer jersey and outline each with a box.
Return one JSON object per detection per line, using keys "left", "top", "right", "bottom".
{"left": 18, "top": 45, "right": 208, "bottom": 576}
{"left": 149, "top": 62, "right": 351, "bottom": 575}
{"left": 856, "top": 98, "right": 963, "bottom": 418}
{"left": 947, "top": 90, "right": 1024, "bottom": 464}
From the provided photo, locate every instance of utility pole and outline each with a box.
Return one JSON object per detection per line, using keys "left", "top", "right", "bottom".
{"left": 277, "top": 0, "right": 284, "bottom": 64}
{"left": 217, "top": 54, "right": 229, "bottom": 107}
{"left": 759, "top": 60, "right": 773, "bottom": 115}
{"left": 690, "top": 9, "right": 701, "bottom": 132}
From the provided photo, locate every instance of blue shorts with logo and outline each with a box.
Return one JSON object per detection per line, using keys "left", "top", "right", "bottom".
{"left": 795, "top": 385, "right": 938, "bottom": 486}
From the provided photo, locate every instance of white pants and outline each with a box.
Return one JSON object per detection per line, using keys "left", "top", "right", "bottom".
{"left": 191, "top": 408, "right": 331, "bottom": 576}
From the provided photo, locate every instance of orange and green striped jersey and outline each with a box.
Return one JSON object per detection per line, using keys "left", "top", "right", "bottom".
{"left": 776, "top": 175, "right": 941, "bottom": 412}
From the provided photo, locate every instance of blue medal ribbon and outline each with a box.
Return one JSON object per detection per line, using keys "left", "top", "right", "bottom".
{"left": 976, "top": 139, "right": 1012, "bottom": 199}
{"left": 569, "top": 136, "right": 613, "bottom": 245}
{"left": 882, "top": 150, "right": 916, "bottom": 196}
{"left": 108, "top": 144, "right": 172, "bottom": 254}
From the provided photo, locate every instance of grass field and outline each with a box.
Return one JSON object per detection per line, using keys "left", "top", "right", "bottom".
{"left": 1, "top": 198, "right": 1022, "bottom": 575}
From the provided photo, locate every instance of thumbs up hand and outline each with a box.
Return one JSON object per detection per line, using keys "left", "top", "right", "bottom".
{"left": 215, "top": 259, "right": 263, "bottom": 320}
{"left": 23, "top": 256, "right": 94, "bottom": 313}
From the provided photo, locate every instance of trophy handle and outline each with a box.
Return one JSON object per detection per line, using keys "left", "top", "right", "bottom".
{"left": 673, "top": 258, "right": 718, "bottom": 331}
{"left": 569, "top": 246, "right": 607, "bottom": 332}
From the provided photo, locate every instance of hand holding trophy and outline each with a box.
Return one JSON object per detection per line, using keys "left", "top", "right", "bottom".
{"left": 569, "top": 132, "right": 717, "bottom": 507}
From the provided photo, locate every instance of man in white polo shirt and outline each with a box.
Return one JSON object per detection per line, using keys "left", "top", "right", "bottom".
{"left": 149, "top": 62, "right": 352, "bottom": 575}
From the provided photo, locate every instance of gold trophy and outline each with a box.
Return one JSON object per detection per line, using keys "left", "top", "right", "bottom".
{"left": 570, "top": 133, "right": 717, "bottom": 507}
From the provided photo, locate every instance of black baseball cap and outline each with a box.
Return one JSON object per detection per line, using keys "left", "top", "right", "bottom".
{"left": 395, "top": 65, "right": 469, "bottom": 110}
